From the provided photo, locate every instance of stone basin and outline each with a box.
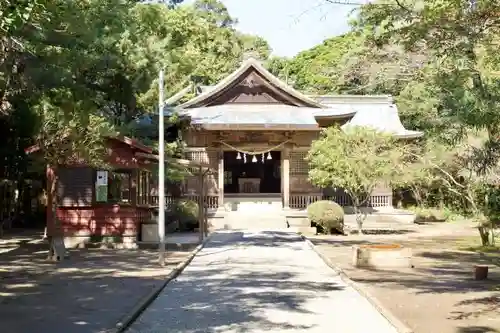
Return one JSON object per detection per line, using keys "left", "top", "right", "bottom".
{"left": 352, "top": 243, "right": 412, "bottom": 269}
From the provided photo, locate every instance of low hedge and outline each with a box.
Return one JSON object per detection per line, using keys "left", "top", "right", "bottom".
{"left": 307, "top": 200, "right": 344, "bottom": 234}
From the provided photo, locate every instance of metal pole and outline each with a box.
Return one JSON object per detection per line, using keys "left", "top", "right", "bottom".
{"left": 158, "top": 68, "right": 166, "bottom": 266}
{"left": 198, "top": 166, "right": 204, "bottom": 243}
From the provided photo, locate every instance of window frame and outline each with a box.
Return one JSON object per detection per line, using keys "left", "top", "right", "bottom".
{"left": 94, "top": 169, "right": 133, "bottom": 204}
{"left": 137, "top": 169, "right": 152, "bottom": 206}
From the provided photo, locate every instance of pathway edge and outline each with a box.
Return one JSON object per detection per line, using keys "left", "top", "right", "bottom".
{"left": 108, "top": 234, "right": 213, "bottom": 333}
{"left": 301, "top": 235, "right": 414, "bottom": 333}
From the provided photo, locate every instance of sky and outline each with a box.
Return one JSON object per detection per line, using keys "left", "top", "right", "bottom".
{"left": 184, "top": 0, "right": 362, "bottom": 57}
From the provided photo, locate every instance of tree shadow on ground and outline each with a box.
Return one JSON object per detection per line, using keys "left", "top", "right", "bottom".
{"left": 0, "top": 230, "right": 195, "bottom": 333}
{"left": 450, "top": 295, "right": 500, "bottom": 320}
{"left": 346, "top": 250, "right": 500, "bottom": 294}
{"left": 206, "top": 230, "right": 306, "bottom": 248}
{"left": 128, "top": 232, "right": 346, "bottom": 333}
{"left": 311, "top": 232, "right": 500, "bottom": 332}
{"left": 457, "top": 326, "right": 500, "bottom": 333}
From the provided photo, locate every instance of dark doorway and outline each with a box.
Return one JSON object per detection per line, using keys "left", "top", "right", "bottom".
{"left": 223, "top": 151, "right": 281, "bottom": 194}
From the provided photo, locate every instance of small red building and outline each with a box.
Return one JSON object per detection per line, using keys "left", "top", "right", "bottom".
{"left": 26, "top": 136, "right": 156, "bottom": 248}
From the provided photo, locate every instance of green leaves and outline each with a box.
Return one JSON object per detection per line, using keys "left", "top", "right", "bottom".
{"left": 307, "top": 126, "right": 400, "bottom": 202}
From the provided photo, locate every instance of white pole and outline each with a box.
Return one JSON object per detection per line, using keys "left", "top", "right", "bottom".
{"left": 158, "top": 68, "right": 166, "bottom": 266}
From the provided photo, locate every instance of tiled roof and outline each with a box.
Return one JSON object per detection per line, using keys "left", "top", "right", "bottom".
{"left": 181, "top": 104, "right": 354, "bottom": 129}
{"left": 339, "top": 103, "right": 423, "bottom": 139}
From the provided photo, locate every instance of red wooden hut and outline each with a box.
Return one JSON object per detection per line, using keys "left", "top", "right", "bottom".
{"left": 26, "top": 136, "right": 156, "bottom": 248}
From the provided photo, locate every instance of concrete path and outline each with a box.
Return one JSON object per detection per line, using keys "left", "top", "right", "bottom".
{"left": 126, "top": 230, "right": 399, "bottom": 333}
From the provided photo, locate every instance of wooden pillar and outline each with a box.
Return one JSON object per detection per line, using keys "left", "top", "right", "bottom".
{"left": 283, "top": 148, "right": 290, "bottom": 209}
{"left": 130, "top": 169, "right": 138, "bottom": 206}
{"left": 218, "top": 150, "right": 224, "bottom": 209}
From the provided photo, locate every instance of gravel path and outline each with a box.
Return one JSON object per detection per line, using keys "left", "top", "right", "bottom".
{"left": 126, "top": 230, "right": 398, "bottom": 333}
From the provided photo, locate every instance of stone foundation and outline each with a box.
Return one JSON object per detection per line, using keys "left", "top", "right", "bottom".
{"left": 64, "top": 235, "right": 138, "bottom": 249}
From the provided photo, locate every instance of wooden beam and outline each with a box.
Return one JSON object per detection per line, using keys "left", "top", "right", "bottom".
{"left": 134, "top": 152, "right": 212, "bottom": 171}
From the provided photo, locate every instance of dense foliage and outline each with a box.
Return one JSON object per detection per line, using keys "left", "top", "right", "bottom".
{"left": 308, "top": 126, "right": 402, "bottom": 233}
{"left": 307, "top": 200, "right": 344, "bottom": 234}
{"left": 4, "top": 0, "right": 500, "bottom": 245}
{"left": 0, "top": 0, "right": 272, "bottom": 247}
{"left": 0, "top": 0, "right": 271, "bottom": 181}
{"left": 297, "top": 0, "right": 500, "bottom": 245}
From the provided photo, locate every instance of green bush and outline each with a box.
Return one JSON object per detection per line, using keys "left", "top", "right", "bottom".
{"left": 172, "top": 199, "right": 199, "bottom": 231}
{"left": 307, "top": 200, "right": 344, "bottom": 234}
{"left": 407, "top": 206, "right": 462, "bottom": 223}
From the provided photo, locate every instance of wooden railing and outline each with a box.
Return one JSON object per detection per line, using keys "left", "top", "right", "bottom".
{"left": 151, "top": 192, "right": 390, "bottom": 210}
{"left": 323, "top": 194, "right": 391, "bottom": 208}
{"left": 290, "top": 193, "right": 392, "bottom": 209}
{"left": 151, "top": 195, "right": 219, "bottom": 209}
{"left": 290, "top": 193, "right": 322, "bottom": 209}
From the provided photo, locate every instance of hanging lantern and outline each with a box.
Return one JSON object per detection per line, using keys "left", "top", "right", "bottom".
{"left": 243, "top": 153, "right": 247, "bottom": 163}
{"left": 261, "top": 153, "right": 265, "bottom": 163}
{"left": 267, "top": 152, "right": 272, "bottom": 160}
{"left": 236, "top": 152, "right": 241, "bottom": 160}
{"left": 252, "top": 155, "right": 257, "bottom": 163}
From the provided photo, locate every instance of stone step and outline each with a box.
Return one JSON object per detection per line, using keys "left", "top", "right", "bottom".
{"left": 228, "top": 204, "right": 283, "bottom": 213}
{"left": 224, "top": 212, "right": 286, "bottom": 230}
{"left": 287, "top": 226, "right": 317, "bottom": 235}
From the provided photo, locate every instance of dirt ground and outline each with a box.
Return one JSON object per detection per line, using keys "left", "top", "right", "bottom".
{"left": 0, "top": 229, "right": 196, "bottom": 333}
{"left": 311, "top": 221, "right": 500, "bottom": 333}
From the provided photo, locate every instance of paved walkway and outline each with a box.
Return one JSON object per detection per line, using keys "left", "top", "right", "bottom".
{"left": 126, "top": 230, "right": 399, "bottom": 333}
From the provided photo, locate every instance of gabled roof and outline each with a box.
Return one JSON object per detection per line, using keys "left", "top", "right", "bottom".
{"left": 178, "top": 57, "right": 327, "bottom": 109}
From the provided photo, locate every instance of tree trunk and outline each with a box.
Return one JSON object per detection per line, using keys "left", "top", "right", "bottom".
{"left": 353, "top": 202, "right": 363, "bottom": 235}
{"left": 46, "top": 165, "right": 64, "bottom": 261}
{"left": 478, "top": 226, "right": 491, "bottom": 246}
{"left": 410, "top": 185, "right": 423, "bottom": 207}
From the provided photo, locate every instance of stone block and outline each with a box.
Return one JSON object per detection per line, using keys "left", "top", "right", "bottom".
{"left": 352, "top": 244, "right": 412, "bottom": 269}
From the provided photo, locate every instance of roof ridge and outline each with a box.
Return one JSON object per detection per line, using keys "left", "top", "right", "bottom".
{"left": 179, "top": 57, "right": 328, "bottom": 109}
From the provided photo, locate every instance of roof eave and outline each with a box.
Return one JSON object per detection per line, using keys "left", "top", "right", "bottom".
{"left": 394, "top": 131, "right": 424, "bottom": 140}
{"left": 190, "top": 123, "right": 320, "bottom": 131}
{"left": 24, "top": 135, "right": 153, "bottom": 155}
{"left": 313, "top": 111, "right": 357, "bottom": 120}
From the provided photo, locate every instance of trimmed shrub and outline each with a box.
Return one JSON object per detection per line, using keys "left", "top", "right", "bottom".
{"left": 307, "top": 200, "right": 344, "bottom": 234}
{"left": 407, "top": 206, "right": 461, "bottom": 223}
{"left": 173, "top": 199, "right": 199, "bottom": 231}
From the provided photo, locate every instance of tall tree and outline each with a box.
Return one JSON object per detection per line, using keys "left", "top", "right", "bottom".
{"left": 352, "top": 0, "right": 500, "bottom": 243}
{"left": 308, "top": 126, "right": 403, "bottom": 233}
